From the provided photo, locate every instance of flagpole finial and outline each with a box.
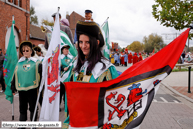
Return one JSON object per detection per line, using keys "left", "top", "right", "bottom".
{"left": 58, "top": 7, "right": 60, "bottom": 12}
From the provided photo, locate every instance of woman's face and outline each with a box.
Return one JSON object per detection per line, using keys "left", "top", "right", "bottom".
{"left": 22, "top": 46, "right": 32, "bottom": 58}
{"left": 79, "top": 34, "right": 90, "bottom": 57}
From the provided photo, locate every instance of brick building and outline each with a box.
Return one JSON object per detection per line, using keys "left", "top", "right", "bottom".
{"left": 0, "top": 0, "right": 30, "bottom": 52}
{"left": 29, "top": 24, "right": 45, "bottom": 46}
{"left": 66, "top": 11, "right": 85, "bottom": 37}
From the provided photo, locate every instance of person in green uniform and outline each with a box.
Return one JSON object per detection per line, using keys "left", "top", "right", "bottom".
{"left": 11, "top": 41, "right": 42, "bottom": 125}
{"left": 60, "top": 45, "right": 73, "bottom": 112}
{"left": 62, "top": 21, "right": 118, "bottom": 129}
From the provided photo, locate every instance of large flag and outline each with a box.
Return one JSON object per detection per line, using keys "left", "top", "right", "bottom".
{"left": 3, "top": 19, "right": 18, "bottom": 104}
{"left": 64, "top": 28, "right": 190, "bottom": 128}
{"left": 45, "top": 25, "right": 77, "bottom": 58}
{"left": 39, "top": 11, "right": 61, "bottom": 121}
{"left": 102, "top": 19, "right": 110, "bottom": 59}
{"left": 60, "top": 31, "right": 77, "bottom": 57}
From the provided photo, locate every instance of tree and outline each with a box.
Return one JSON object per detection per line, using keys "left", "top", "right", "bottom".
{"left": 143, "top": 33, "right": 165, "bottom": 54}
{"left": 41, "top": 19, "right": 54, "bottom": 27}
{"left": 152, "top": 0, "right": 193, "bottom": 31}
{"left": 127, "top": 41, "right": 144, "bottom": 53}
{"left": 30, "top": 6, "right": 38, "bottom": 25}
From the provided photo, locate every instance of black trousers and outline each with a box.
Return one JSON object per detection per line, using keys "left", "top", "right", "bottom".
{"left": 60, "top": 82, "right": 65, "bottom": 106}
{"left": 0, "top": 71, "right": 5, "bottom": 91}
{"left": 18, "top": 88, "right": 38, "bottom": 121}
{"left": 124, "top": 62, "right": 127, "bottom": 67}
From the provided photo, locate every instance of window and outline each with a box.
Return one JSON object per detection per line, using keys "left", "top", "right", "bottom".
{"left": 18, "top": 0, "right": 22, "bottom": 7}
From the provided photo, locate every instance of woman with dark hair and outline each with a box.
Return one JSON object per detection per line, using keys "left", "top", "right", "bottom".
{"left": 62, "top": 21, "right": 118, "bottom": 129}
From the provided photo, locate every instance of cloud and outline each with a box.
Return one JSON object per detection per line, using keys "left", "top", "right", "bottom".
{"left": 30, "top": 0, "right": 193, "bottom": 48}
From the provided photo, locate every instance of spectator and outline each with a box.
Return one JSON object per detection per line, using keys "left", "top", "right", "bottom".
{"left": 0, "top": 49, "right": 5, "bottom": 92}
{"left": 181, "top": 51, "right": 185, "bottom": 64}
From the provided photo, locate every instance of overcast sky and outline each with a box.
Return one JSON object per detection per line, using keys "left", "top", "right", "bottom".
{"left": 30, "top": 0, "right": 193, "bottom": 48}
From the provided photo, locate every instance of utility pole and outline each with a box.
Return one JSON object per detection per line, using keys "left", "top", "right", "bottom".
{"left": 161, "top": 33, "right": 180, "bottom": 41}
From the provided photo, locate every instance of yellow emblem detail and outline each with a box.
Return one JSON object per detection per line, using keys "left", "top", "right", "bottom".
{"left": 33, "top": 81, "right": 36, "bottom": 85}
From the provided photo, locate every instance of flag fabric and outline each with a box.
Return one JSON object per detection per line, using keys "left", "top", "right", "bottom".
{"left": 39, "top": 11, "right": 61, "bottom": 121}
{"left": 60, "top": 57, "right": 75, "bottom": 82}
{"left": 45, "top": 25, "right": 77, "bottom": 58}
{"left": 3, "top": 20, "right": 18, "bottom": 104}
{"left": 152, "top": 48, "right": 155, "bottom": 53}
{"left": 64, "top": 28, "right": 190, "bottom": 129}
{"left": 112, "top": 42, "right": 114, "bottom": 49}
{"left": 102, "top": 20, "right": 110, "bottom": 59}
{"left": 60, "top": 31, "right": 77, "bottom": 58}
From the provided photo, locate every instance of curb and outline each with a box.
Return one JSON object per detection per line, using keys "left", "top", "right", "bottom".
{"left": 161, "top": 82, "right": 193, "bottom": 103}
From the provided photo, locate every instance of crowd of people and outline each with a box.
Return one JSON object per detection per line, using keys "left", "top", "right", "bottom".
{"left": 109, "top": 51, "right": 144, "bottom": 67}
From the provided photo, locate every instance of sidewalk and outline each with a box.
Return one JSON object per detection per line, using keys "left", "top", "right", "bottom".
{"left": 162, "top": 71, "right": 193, "bottom": 102}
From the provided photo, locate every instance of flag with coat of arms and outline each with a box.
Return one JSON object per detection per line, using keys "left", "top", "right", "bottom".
{"left": 64, "top": 28, "right": 190, "bottom": 128}
{"left": 39, "top": 11, "right": 61, "bottom": 121}
{"left": 3, "top": 18, "right": 18, "bottom": 104}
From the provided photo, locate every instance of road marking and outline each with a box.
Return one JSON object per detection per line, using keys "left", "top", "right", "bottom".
{"left": 173, "top": 100, "right": 179, "bottom": 103}
{"left": 160, "top": 97, "right": 168, "bottom": 103}
{"left": 153, "top": 99, "right": 157, "bottom": 102}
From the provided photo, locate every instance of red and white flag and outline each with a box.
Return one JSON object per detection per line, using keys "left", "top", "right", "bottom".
{"left": 39, "top": 11, "right": 61, "bottom": 121}
{"left": 64, "top": 28, "right": 190, "bottom": 128}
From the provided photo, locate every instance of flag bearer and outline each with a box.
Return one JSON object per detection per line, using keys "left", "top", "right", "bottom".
{"left": 11, "top": 41, "right": 42, "bottom": 124}
{"left": 62, "top": 21, "right": 119, "bottom": 129}
{"left": 60, "top": 45, "right": 73, "bottom": 112}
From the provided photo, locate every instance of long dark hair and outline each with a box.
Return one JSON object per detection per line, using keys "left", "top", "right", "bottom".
{"left": 74, "top": 34, "right": 106, "bottom": 75}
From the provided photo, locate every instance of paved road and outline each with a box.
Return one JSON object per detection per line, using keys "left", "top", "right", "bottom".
{"left": 1, "top": 64, "right": 193, "bottom": 129}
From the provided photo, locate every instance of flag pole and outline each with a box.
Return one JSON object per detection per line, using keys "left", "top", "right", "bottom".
{"left": 101, "top": 17, "right": 109, "bottom": 28}
{"left": 12, "top": 15, "right": 14, "bottom": 121}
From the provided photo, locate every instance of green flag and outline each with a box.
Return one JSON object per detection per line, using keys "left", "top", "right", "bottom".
{"left": 102, "top": 20, "right": 110, "bottom": 59}
{"left": 60, "top": 30, "right": 77, "bottom": 57}
{"left": 3, "top": 20, "right": 18, "bottom": 104}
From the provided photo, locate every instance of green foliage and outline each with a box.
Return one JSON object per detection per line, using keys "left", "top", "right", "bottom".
{"left": 120, "top": 48, "right": 125, "bottom": 52}
{"left": 172, "top": 68, "right": 193, "bottom": 72}
{"left": 189, "top": 46, "right": 193, "bottom": 53}
{"left": 41, "top": 19, "right": 54, "bottom": 27}
{"left": 30, "top": 6, "right": 38, "bottom": 25}
{"left": 143, "top": 33, "right": 165, "bottom": 54}
{"left": 127, "top": 41, "right": 144, "bottom": 52}
{"left": 152, "top": 0, "right": 193, "bottom": 31}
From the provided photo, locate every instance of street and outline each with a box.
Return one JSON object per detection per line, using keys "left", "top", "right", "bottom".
{"left": 0, "top": 64, "right": 193, "bottom": 129}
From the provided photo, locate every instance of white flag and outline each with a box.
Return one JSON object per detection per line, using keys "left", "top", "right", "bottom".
{"left": 39, "top": 11, "right": 61, "bottom": 121}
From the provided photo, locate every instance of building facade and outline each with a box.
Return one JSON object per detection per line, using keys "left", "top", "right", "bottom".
{"left": 0, "top": 0, "right": 30, "bottom": 52}
{"left": 29, "top": 24, "right": 45, "bottom": 46}
{"left": 66, "top": 11, "right": 85, "bottom": 37}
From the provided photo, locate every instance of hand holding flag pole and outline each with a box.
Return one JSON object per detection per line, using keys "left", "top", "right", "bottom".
{"left": 60, "top": 57, "right": 76, "bottom": 77}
